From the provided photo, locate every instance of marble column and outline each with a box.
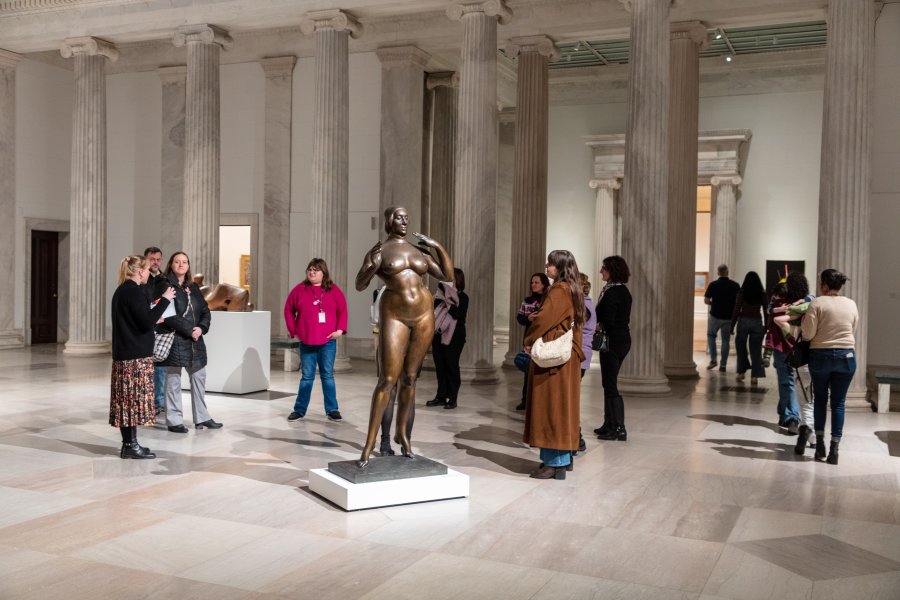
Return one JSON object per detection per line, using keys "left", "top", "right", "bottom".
{"left": 708, "top": 175, "right": 741, "bottom": 276}
{"left": 818, "top": 0, "right": 875, "bottom": 405}
{"left": 423, "top": 72, "right": 458, "bottom": 256}
{"left": 618, "top": 0, "right": 671, "bottom": 395}
{"left": 60, "top": 37, "right": 117, "bottom": 355}
{"left": 0, "top": 49, "right": 22, "bottom": 348}
{"left": 173, "top": 24, "right": 233, "bottom": 285}
{"left": 261, "top": 56, "right": 296, "bottom": 339}
{"left": 157, "top": 65, "right": 186, "bottom": 255}
{"left": 590, "top": 178, "right": 621, "bottom": 287}
{"left": 664, "top": 21, "right": 707, "bottom": 379}
{"left": 301, "top": 9, "right": 361, "bottom": 373}
{"left": 447, "top": 0, "right": 511, "bottom": 384}
{"left": 503, "top": 35, "right": 557, "bottom": 367}
{"left": 377, "top": 46, "right": 429, "bottom": 230}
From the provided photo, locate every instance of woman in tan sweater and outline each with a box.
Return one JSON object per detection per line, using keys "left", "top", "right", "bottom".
{"left": 800, "top": 269, "right": 859, "bottom": 465}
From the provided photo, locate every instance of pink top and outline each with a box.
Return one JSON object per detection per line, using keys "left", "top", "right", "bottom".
{"left": 284, "top": 282, "right": 348, "bottom": 345}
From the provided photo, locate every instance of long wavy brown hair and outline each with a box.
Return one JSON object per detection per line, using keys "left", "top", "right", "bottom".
{"left": 547, "top": 250, "right": 585, "bottom": 327}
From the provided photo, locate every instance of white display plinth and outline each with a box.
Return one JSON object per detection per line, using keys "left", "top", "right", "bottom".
{"left": 182, "top": 311, "right": 271, "bottom": 394}
{"left": 308, "top": 467, "right": 469, "bottom": 511}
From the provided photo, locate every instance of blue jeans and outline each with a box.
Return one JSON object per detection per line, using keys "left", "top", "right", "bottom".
{"left": 773, "top": 350, "right": 799, "bottom": 423}
{"left": 293, "top": 340, "right": 338, "bottom": 415}
{"left": 735, "top": 317, "right": 766, "bottom": 377}
{"left": 707, "top": 316, "right": 731, "bottom": 366}
{"left": 809, "top": 348, "right": 856, "bottom": 439}
{"left": 153, "top": 366, "right": 167, "bottom": 409}
{"left": 539, "top": 448, "right": 572, "bottom": 467}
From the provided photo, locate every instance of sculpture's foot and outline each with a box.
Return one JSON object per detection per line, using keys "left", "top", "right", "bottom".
{"left": 401, "top": 447, "right": 415, "bottom": 459}
{"left": 356, "top": 459, "right": 369, "bottom": 468}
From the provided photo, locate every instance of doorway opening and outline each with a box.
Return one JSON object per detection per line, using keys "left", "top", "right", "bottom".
{"left": 30, "top": 230, "right": 59, "bottom": 344}
{"left": 694, "top": 185, "right": 712, "bottom": 351}
{"left": 219, "top": 225, "right": 252, "bottom": 292}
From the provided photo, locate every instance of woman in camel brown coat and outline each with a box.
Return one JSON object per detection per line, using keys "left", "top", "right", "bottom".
{"left": 524, "top": 250, "right": 585, "bottom": 480}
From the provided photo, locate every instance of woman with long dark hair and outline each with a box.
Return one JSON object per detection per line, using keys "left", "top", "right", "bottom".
{"left": 523, "top": 250, "right": 585, "bottom": 480}
{"left": 731, "top": 271, "right": 766, "bottom": 386}
{"left": 594, "top": 255, "right": 632, "bottom": 441}
{"left": 513, "top": 272, "right": 550, "bottom": 411}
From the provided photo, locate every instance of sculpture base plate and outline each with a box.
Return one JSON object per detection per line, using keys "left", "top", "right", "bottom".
{"left": 309, "top": 464, "right": 469, "bottom": 511}
{"left": 328, "top": 455, "right": 447, "bottom": 484}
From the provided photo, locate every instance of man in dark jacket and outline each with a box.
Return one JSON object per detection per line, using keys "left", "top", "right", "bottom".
{"left": 704, "top": 264, "right": 740, "bottom": 372}
{"left": 144, "top": 246, "right": 167, "bottom": 415}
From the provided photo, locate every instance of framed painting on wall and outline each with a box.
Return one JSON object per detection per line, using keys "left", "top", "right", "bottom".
{"left": 239, "top": 254, "right": 251, "bottom": 290}
{"left": 694, "top": 272, "right": 708, "bottom": 295}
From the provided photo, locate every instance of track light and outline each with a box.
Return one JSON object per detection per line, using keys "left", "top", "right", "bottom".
{"left": 715, "top": 30, "right": 723, "bottom": 40}
{"left": 724, "top": 54, "right": 734, "bottom": 63}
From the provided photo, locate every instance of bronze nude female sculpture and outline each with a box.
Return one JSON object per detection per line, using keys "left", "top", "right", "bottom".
{"left": 355, "top": 206, "right": 454, "bottom": 467}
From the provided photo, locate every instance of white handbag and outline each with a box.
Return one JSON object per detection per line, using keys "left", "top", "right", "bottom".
{"left": 530, "top": 322, "right": 574, "bottom": 368}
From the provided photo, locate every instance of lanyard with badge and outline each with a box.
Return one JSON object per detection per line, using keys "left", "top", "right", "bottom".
{"left": 313, "top": 288, "right": 326, "bottom": 324}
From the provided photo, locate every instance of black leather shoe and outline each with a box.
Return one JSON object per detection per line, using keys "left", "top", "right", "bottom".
{"left": 597, "top": 427, "right": 627, "bottom": 441}
{"left": 425, "top": 398, "right": 446, "bottom": 407}
{"left": 167, "top": 424, "right": 189, "bottom": 433}
{"left": 593, "top": 423, "right": 611, "bottom": 436}
{"left": 196, "top": 419, "right": 223, "bottom": 429}
{"left": 380, "top": 445, "right": 396, "bottom": 456}
{"left": 443, "top": 399, "right": 457, "bottom": 410}
{"left": 120, "top": 442, "right": 156, "bottom": 459}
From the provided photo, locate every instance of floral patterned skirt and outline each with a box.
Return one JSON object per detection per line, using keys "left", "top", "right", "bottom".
{"left": 109, "top": 358, "right": 156, "bottom": 427}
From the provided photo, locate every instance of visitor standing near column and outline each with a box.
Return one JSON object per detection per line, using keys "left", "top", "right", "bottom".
{"left": 730, "top": 271, "right": 767, "bottom": 386}
{"left": 514, "top": 273, "right": 549, "bottom": 411}
{"left": 800, "top": 269, "right": 858, "bottom": 465}
{"left": 768, "top": 271, "right": 810, "bottom": 435}
{"left": 524, "top": 250, "right": 585, "bottom": 480}
{"left": 155, "top": 252, "right": 222, "bottom": 432}
{"left": 110, "top": 256, "right": 175, "bottom": 458}
{"left": 704, "top": 264, "right": 740, "bottom": 372}
{"left": 594, "top": 256, "right": 632, "bottom": 441}
{"left": 428, "top": 268, "right": 468, "bottom": 410}
{"left": 284, "top": 258, "right": 348, "bottom": 422}
{"left": 144, "top": 246, "right": 168, "bottom": 416}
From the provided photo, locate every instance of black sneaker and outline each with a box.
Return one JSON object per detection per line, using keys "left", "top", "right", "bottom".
{"left": 287, "top": 412, "right": 304, "bottom": 422}
{"left": 327, "top": 411, "right": 343, "bottom": 422}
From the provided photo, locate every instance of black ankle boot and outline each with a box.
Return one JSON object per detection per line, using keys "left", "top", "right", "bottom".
{"left": 815, "top": 436, "right": 827, "bottom": 461}
{"left": 593, "top": 420, "right": 611, "bottom": 436}
{"left": 120, "top": 442, "right": 156, "bottom": 459}
{"left": 826, "top": 440, "right": 839, "bottom": 465}
{"left": 794, "top": 425, "right": 810, "bottom": 456}
{"left": 597, "top": 426, "right": 626, "bottom": 441}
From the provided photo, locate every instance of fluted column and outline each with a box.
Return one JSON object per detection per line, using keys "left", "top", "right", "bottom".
{"left": 377, "top": 46, "right": 429, "bottom": 231}
{"left": 447, "top": 0, "right": 512, "bottom": 384}
{"left": 590, "top": 178, "right": 621, "bottom": 286}
{"left": 0, "top": 49, "right": 22, "bottom": 348}
{"left": 157, "top": 65, "right": 186, "bottom": 255}
{"left": 504, "top": 35, "right": 557, "bottom": 366}
{"left": 173, "top": 24, "right": 232, "bottom": 284}
{"left": 818, "top": 0, "right": 875, "bottom": 406}
{"left": 665, "top": 21, "right": 707, "bottom": 379}
{"left": 261, "top": 56, "right": 296, "bottom": 339}
{"left": 618, "top": 0, "right": 671, "bottom": 395}
{"left": 302, "top": 9, "right": 361, "bottom": 373}
{"left": 423, "top": 72, "right": 458, "bottom": 256}
{"left": 708, "top": 175, "right": 741, "bottom": 276}
{"left": 60, "top": 38, "right": 117, "bottom": 355}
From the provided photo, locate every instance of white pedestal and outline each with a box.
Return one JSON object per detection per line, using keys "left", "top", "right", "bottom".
{"left": 183, "top": 311, "right": 271, "bottom": 394}
{"left": 308, "top": 467, "right": 469, "bottom": 511}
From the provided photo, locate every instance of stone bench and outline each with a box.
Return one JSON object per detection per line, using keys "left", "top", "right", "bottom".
{"left": 875, "top": 371, "right": 900, "bottom": 414}
{"left": 271, "top": 339, "right": 299, "bottom": 372}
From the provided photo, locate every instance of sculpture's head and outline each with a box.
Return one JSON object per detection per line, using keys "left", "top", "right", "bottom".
{"left": 384, "top": 206, "right": 409, "bottom": 237}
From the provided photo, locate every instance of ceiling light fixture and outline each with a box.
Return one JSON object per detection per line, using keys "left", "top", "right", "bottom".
{"left": 724, "top": 54, "right": 734, "bottom": 63}
{"left": 715, "top": 30, "right": 723, "bottom": 40}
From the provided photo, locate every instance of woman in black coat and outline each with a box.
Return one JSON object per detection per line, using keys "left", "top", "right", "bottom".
{"left": 110, "top": 255, "right": 175, "bottom": 458}
{"left": 594, "top": 255, "right": 632, "bottom": 442}
{"left": 154, "top": 252, "right": 222, "bottom": 433}
{"left": 427, "top": 268, "right": 469, "bottom": 410}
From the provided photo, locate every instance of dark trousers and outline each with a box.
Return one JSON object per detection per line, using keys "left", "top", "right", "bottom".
{"left": 599, "top": 341, "right": 630, "bottom": 427}
{"left": 433, "top": 334, "right": 465, "bottom": 403}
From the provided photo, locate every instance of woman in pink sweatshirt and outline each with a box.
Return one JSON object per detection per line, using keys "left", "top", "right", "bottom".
{"left": 283, "top": 258, "right": 348, "bottom": 422}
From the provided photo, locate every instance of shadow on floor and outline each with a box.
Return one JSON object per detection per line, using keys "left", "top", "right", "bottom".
{"left": 207, "top": 390, "right": 294, "bottom": 400}
{"left": 444, "top": 423, "right": 524, "bottom": 449}
{"left": 688, "top": 413, "right": 781, "bottom": 433}
{"left": 874, "top": 431, "right": 900, "bottom": 457}
{"left": 235, "top": 428, "right": 341, "bottom": 448}
{"left": 452, "top": 442, "right": 535, "bottom": 475}
{"left": 700, "top": 437, "right": 802, "bottom": 462}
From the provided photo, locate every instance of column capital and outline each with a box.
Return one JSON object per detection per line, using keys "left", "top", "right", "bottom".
{"left": 0, "top": 48, "right": 22, "bottom": 69}
{"left": 260, "top": 56, "right": 296, "bottom": 78}
{"left": 156, "top": 65, "right": 187, "bottom": 84}
{"left": 447, "top": 0, "right": 513, "bottom": 25}
{"left": 710, "top": 174, "right": 742, "bottom": 187}
{"left": 590, "top": 178, "right": 622, "bottom": 191}
{"left": 173, "top": 24, "right": 234, "bottom": 50}
{"left": 670, "top": 21, "right": 710, "bottom": 48}
{"left": 618, "top": 0, "right": 677, "bottom": 13}
{"left": 426, "top": 71, "right": 459, "bottom": 90}
{"left": 300, "top": 9, "right": 362, "bottom": 38}
{"left": 506, "top": 35, "right": 559, "bottom": 61}
{"left": 375, "top": 45, "right": 430, "bottom": 70}
{"left": 60, "top": 37, "right": 118, "bottom": 61}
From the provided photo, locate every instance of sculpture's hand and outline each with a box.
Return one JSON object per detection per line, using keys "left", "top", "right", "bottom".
{"left": 412, "top": 232, "right": 438, "bottom": 248}
{"left": 366, "top": 240, "right": 382, "bottom": 262}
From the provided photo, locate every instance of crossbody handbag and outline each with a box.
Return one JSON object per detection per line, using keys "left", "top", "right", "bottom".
{"left": 152, "top": 291, "right": 192, "bottom": 363}
{"left": 530, "top": 321, "right": 574, "bottom": 368}
{"left": 591, "top": 329, "right": 609, "bottom": 353}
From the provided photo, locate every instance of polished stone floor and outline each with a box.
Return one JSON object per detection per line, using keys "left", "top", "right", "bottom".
{"left": 1, "top": 344, "right": 899, "bottom": 600}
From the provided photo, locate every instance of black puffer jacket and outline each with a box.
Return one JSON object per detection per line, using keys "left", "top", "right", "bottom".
{"left": 155, "top": 273, "right": 210, "bottom": 369}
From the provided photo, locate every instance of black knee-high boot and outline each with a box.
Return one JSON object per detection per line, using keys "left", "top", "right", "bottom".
{"left": 599, "top": 396, "right": 627, "bottom": 441}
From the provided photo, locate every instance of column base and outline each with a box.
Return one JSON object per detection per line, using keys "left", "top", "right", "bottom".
{"left": 664, "top": 360, "right": 699, "bottom": 379}
{"left": 333, "top": 356, "right": 353, "bottom": 373}
{"left": 0, "top": 330, "right": 25, "bottom": 349}
{"left": 461, "top": 363, "right": 499, "bottom": 385}
{"left": 63, "top": 340, "right": 110, "bottom": 356}
{"left": 501, "top": 350, "right": 519, "bottom": 369}
{"left": 845, "top": 389, "right": 873, "bottom": 410}
{"left": 618, "top": 375, "right": 671, "bottom": 396}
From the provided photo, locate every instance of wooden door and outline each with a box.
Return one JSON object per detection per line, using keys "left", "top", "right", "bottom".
{"left": 31, "top": 230, "right": 59, "bottom": 344}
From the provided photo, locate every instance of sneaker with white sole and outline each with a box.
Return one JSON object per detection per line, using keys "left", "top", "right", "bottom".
{"left": 327, "top": 411, "right": 343, "bottom": 422}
